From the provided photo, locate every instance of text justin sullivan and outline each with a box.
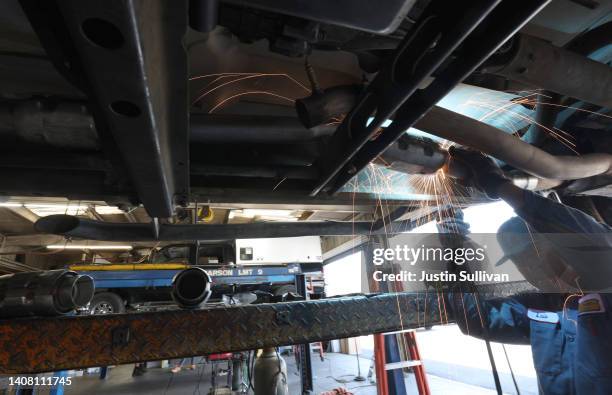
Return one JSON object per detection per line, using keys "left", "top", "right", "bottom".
{"left": 373, "top": 270, "right": 509, "bottom": 282}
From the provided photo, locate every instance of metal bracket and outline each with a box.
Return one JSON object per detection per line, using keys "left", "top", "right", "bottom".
{"left": 111, "top": 326, "right": 131, "bottom": 348}
{"left": 275, "top": 310, "right": 291, "bottom": 326}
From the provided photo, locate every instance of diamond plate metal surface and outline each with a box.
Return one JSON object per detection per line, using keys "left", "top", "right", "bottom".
{"left": 0, "top": 292, "right": 445, "bottom": 373}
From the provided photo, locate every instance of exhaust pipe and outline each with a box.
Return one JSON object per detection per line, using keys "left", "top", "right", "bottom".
{"left": 416, "top": 106, "right": 612, "bottom": 181}
{"left": 190, "top": 114, "right": 335, "bottom": 143}
{"left": 482, "top": 34, "right": 612, "bottom": 109}
{"left": 171, "top": 268, "right": 211, "bottom": 308}
{"left": 0, "top": 270, "right": 94, "bottom": 318}
{"left": 35, "top": 214, "right": 398, "bottom": 241}
{"left": 295, "top": 85, "right": 361, "bottom": 128}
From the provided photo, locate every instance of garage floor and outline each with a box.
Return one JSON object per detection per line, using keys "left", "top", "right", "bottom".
{"left": 63, "top": 352, "right": 501, "bottom": 395}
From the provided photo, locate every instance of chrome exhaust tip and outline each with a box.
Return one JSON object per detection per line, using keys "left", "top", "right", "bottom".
{"left": 172, "top": 268, "right": 212, "bottom": 308}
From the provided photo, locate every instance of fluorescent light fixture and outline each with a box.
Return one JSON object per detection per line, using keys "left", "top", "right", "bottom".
{"left": 0, "top": 202, "right": 23, "bottom": 207}
{"left": 26, "top": 203, "right": 87, "bottom": 216}
{"left": 47, "top": 245, "right": 133, "bottom": 250}
{"left": 25, "top": 204, "right": 83, "bottom": 208}
{"left": 241, "top": 209, "right": 296, "bottom": 218}
{"left": 1, "top": 201, "right": 124, "bottom": 217}
{"left": 258, "top": 216, "right": 299, "bottom": 222}
{"left": 30, "top": 203, "right": 124, "bottom": 216}
{"left": 93, "top": 206, "right": 125, "bottom": 215}
{"left": 229, "top": 209, "right": 299, "bottom": 221}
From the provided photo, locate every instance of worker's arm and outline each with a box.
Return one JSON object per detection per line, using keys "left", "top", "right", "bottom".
{"left": 496, "top": 182, "right": 612, "bottom": 233}
{"left": 449, "top": 292, "right": 531, "bottom": 345}
{"left": 449, "top": 147, "right": 612, "bottom": 291}
{"left": 436, "top": 211, "right": 530, "bottom": 343}
{"left": 448, "top": 146, "right": 612, "bottom": 233}
{"left": 436, "top": 209, "right": 531, "bottom": 344}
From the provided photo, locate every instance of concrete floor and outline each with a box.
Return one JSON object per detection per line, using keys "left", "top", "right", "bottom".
{"left": 416, "top": 325, "right": 538, "bottom": 395}
{"left": 61, "top": 352, "right": 507, "bottom": 395}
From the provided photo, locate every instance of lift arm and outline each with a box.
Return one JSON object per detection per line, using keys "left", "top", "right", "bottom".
{"left": 0, "top": 292, "right": 446, "bottom": 374}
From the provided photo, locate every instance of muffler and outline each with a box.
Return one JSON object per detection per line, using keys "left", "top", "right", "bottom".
{"left": 0, "top": 270, "right": 94, "bottom": 318}
{"left": 171, "top": 267, "right": 212, "bottom": 308}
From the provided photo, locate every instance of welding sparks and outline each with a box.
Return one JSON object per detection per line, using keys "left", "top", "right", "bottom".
{"left": 407, "top": 166, "right": 470, "bottom": 229}
{"left": 189, "top": 72, "right": 311, "bottom": 112}
{"left": 461, "top": 90, "right": 611, "bottom": 155}
{"left": 207, "top": 91, "right": 296, "bottom": 113}
{"left": 470, "top": 99, "right": 580, "bottom": 154}
{"left": 346, "top": 88, "right": 608, "bottom": 346}
{"left": 191, "top": 73, "right": 310, "bottom": 105}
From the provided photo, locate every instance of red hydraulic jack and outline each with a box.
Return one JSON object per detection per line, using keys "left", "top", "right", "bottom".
{"left": 373, "top": 331, "right": 430, "bottom": 395}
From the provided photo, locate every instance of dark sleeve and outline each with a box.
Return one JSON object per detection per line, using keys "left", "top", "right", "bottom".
{"left": 515, "top": 190, "right": 612, "bottom": 233}
{"left": 451, "top": 292, "right": 531, "bottom": 345}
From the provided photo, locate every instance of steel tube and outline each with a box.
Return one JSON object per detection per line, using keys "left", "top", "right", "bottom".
{"left": 416, "top": 106, "right": 612, "bottom": 180}
{"left": 34, "top": 214, "right": 417, "bottom": 241}
{"left": 0, "top": 270, "right": 94, "bottom": 318}
{"left": 190, "top": 114, "right": 335, "bottom": 143}
{"left": 190, "top": 163, "right": 319, "bottom": 180}
{"left": 484, "top": 34, "right": 612, "bottom": 108}
{"left": 171, "top": 267, "right": 211, "bottom": 308}
{"left": 1, "top": 107, "right": 335, "bottom": 148}
{"left": 189, "top": 0, "right": 218, "bottom": 32}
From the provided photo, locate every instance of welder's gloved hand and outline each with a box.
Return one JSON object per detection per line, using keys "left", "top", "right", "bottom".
{"left": 448, "top": 146, "right": 509, "bottom": 199}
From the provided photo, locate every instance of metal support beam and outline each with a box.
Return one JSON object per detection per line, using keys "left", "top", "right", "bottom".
{"left": 0, "top": 292, "right": 446, "bottom": 374}
{"left": 311, "top": 0, "right": 550, "bottom": 195}
{"left": 0, "top": 168, "right": 128, "bottom": 202}
{"left": 329, "top": 0, "right": 551, "bottom": 193}
{"left": 20, "top": 0, "right": 190, "bottom": 217}
{"left": 310, "top": 0, "right": 502, "bottom": 195}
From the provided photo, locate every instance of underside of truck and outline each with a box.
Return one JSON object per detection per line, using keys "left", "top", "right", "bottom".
{"left": 0, "top": 0, "right": 610, "bottom": 247}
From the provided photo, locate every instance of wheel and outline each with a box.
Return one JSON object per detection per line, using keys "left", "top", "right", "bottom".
{"left": 90, "top": 292, "right": 125, "bottom": 315}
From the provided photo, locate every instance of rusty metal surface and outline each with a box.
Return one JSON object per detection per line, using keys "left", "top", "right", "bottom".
{"left": 0, "top": 292, "right": 445, "bottom": 374}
